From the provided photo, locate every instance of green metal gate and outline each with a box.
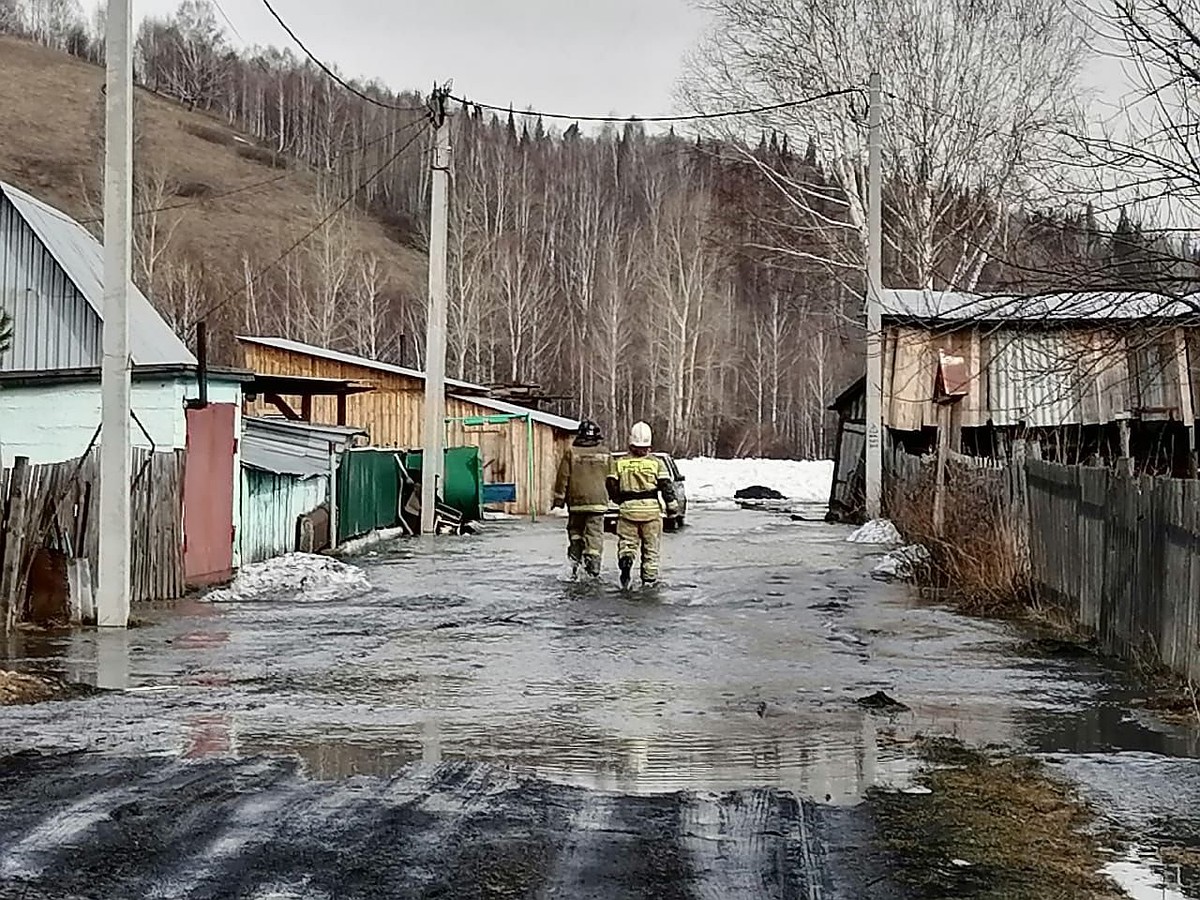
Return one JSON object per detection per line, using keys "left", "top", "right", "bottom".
{"left": 337, "top": 449, "right": 404, "bottom": 542}
{"left": 403, "top": 446, "right": 483, "bottom": 522}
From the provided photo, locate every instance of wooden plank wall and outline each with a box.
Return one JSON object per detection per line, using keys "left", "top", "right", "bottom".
{"left": 0, "top": 449, "right": 185, "bottom": 622}
{"left": 242, "top": 343, "right": 571, "bottom": 514}
{"left": 1026, "top": 459, "right": 1200, "bottom": 681}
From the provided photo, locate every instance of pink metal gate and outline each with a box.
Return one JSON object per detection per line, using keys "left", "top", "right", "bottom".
{"left": 183, "top": 404, "right": 236, "bottom": 586}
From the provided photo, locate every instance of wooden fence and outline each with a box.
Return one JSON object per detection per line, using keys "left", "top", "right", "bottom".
{"left": 883, "top": 443, "right": 1200, "bottom": 680}
{"left": 1026, "top": 459, "right": 1200, "bottom": 681}
{"left": 0, "top": 449, "right": 186, "bottom": 626}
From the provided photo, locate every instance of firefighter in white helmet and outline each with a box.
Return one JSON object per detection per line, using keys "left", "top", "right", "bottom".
{"left": 606, "top": 421, "right": 679, "bottom": 589}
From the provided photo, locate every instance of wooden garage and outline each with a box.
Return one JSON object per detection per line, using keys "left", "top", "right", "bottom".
{"left": 238, "top": 337, "right": 578, "bottom": 515}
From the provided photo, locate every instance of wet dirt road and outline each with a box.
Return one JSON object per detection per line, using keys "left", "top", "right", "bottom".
{"left": 1, "top": 510, "right": 1197, "bottom": 898}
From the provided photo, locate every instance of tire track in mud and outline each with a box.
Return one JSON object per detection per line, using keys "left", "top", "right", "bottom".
{"left": 0, "top": 753, "right": 834, "bottom": 899}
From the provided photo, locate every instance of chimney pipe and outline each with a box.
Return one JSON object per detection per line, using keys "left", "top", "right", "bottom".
{"left": 195, "top": 321, "right": 208, "bottom": 408}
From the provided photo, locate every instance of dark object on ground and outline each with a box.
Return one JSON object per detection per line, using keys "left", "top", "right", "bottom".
{"left": 856, "top": 691, "right": 909, "bottom": 713}
{"left": 735, "top": 485, "right": 786, "bottom": 501}
{"left": 756, "top": 701, "right": 767, "bottom": 718}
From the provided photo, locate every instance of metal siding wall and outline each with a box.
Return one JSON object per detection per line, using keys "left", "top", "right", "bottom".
{"left": 239, "top": 468, "right": 329, "bottom": 564}
{"left": 0, "top": 196, "right": 100, "bottom": 371}
{"left": 986, "top": 332, "right": 1082, "bottom": 428}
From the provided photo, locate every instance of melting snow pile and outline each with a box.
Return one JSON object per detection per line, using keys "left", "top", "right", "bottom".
{"left": 205, "top": 553, "right": 371, "bottom": 603}
{"left": 846, "top": 519, "right": 902, "bottom": 544}
{"left": 676, "top": 458, "right": 834, "bottom": 505}
{"left": 872, "top": 545, "right": 930, "bottom": 580}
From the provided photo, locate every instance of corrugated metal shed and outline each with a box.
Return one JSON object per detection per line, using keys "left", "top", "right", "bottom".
{"left": 0, "top": 182, "right": 195, "bottom": 372}
{"left": 239, "top": 470, "right": 329, "bottom": 565}
{"left": 238, "top": 336, "right": 484, "bottom": 393}
{"left": 881, "top": 289, "right": 1196, "bottom": 322}
{"left": 242, "top": 417, "right": 365, "bottom": 477}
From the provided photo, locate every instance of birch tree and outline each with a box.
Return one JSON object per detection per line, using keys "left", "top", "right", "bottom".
{"left": 683, "top": 0, "right": 1086, "bottom": 290}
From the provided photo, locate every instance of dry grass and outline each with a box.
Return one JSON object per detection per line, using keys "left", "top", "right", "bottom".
{"left": 0, "top": 669, "right": 96, "bottom": 705}
{"left": 0, "top": 36, "right": 425, "bottom": 349}
{"left": 871, "top": 738, "right": 1125, "bottom": 899}
{"left": 886, "top": 457, "right": 1032, "bottom": 615}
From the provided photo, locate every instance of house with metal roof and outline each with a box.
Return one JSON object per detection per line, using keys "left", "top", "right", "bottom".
{"left": 238, "top": 335, "right": 581, "bottom": 515}
{"left": 826, "top": 289, "right": 1200, "bottom": 517}
{"left": 0, "top": 181, "right": 248, "bottom": 585}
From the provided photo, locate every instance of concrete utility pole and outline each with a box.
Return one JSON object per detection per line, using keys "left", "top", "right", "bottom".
{"left": 97, "top": 0, "right": 134, "bottom": 627}
{"left": 420, "top": 89, "right": 451, "bottom": 535}
{"left": 864, "top": 72, "right": 883, "bottom": 521}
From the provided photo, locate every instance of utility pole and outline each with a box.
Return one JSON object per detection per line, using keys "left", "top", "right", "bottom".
{"left": 97, "top": 0, "right": 133, "bottom": 627}
{"left": 865, "top": 72, "right": 883, "bottom": 521}
{"left": 420, "top": 88, "right": 451, "bottom": 535}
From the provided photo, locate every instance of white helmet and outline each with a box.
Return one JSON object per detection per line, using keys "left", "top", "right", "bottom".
{"left": 629, "top": 421, "right": 652, "bottom": 448}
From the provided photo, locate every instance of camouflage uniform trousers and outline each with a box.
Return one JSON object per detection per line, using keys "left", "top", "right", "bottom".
{"left": 567, "top": 512, "right": 605, "bottom": 575}
{"left": 616, "top": 516, "right": 663, "bottom": 583}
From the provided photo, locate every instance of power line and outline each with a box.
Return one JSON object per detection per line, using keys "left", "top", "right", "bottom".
{"left": 450, "top": 88, "right": 864, "bottom": 125}
{"left": 210, "top": 0, "right": 246, "bottom": 44}
{"left": 81, "top": 116, "right": 430, "bottom": 226}
{"left": 260, "top": 0, "right": 426, "bottom": 113}
{"left": 188, "top": 121, "right": 430, "bottom": 331}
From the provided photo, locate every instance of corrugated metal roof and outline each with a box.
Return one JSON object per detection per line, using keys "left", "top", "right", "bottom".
{"left": 0, "top": 182, "right": 195, "bottom": 368}
{"left": 242, "top": 416, "right": 366, "bottom": 477}
{"left": 448, "top": 393, "right": 580, "bottom": 432}
{"left": 880, "top": 289, "right": 1196, "bottom": 322}
{"left": 237, "top": 335, "right": 484, "bottom": 392}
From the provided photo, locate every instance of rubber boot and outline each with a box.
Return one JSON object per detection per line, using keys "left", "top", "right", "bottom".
{"left": 618, "top": 557, "right": 633, "bottom": 590}
{"left": 584, "top": 556, "right": 601, "bottom": 579}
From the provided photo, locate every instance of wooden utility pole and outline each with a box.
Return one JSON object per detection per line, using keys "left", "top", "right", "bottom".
{"left": 865, "top": 72, "right": 883, "bottom": 521}
{"left": 420, "top": 88, "right": 451, "bottom": 535}
{"left": 97, "top": 0, "right": 133, "bottom": 627}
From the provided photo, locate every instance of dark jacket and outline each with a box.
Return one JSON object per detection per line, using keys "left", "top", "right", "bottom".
{"left": 554, "top": 442, "right": 612, "bottom": 513}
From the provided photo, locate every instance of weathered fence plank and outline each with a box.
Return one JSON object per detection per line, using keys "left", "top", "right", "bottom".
{"left": 1027, "top": 458, "right": 1200, "bottom": 681}
{"left": 0, "top": 449, "right": 186, "bottom": 624}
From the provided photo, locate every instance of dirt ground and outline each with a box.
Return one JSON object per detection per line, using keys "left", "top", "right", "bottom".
{"left": 1, "top": 510, "right": 1197, "bottom": 897}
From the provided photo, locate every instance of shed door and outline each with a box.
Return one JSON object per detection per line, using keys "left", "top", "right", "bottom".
{"left": 184, "top": 404, "right": 236, "bottom": 586}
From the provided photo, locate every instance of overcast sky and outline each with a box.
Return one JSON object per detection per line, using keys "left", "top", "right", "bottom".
{"left": 122, "top": 0, "right": 711, "bottom": 119}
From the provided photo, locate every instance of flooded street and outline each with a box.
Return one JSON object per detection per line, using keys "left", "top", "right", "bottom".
{"left": 1, "top": 510, "right": 1197, "bottom": 898}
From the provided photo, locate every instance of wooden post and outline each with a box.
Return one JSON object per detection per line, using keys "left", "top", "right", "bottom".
{"left": 300, "top": 394, "right": 313, "bottom": 422}
{"left": 1119, "top": 418, "right": 1133, "bottom": 476}
{"left": 1, "top": 456, "right": 30, "bottom": 630}
{"left": 336, "top": 393, "right": 348, "bottom": 427}
{"left": 933, "top": 405, "right": 950, "bottom": 538}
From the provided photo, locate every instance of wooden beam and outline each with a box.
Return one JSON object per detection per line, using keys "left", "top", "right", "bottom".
{"left": 337, "top": 393, "right": 348, "bottom": 426}
{"left": 265, "top": 394, "right": 300, "bottom": 421}
{"left": 301, "top": 395, "right": 313, "bottom": 422}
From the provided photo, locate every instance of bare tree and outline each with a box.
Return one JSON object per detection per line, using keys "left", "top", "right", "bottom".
{"left": 1086, "top": 0, "right": 1200, "bottom": 228}
{"left": 0, "top": 308, "right": 12, "bottom": 357}
{"left": 683, "top": 0, "right": 1087, "bottom": 290}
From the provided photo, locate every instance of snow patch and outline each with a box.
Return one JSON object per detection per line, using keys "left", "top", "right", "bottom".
{"left": 676, "top": 458, "right": 833, "bottom": 505}
{"left": 333, "top": 527, "right": 407, "bottom": 556}
{"left": 847, "top": 519, "right": 902, "bottom": 545}
{"left": 872, "top": 545, "right": 930, "bottom": 581}
{"left": 205, "top": 553, "right": 371, "bottom": 603}
{"left": 1103, "top": 849, "right": 1191, "bottom": 900}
